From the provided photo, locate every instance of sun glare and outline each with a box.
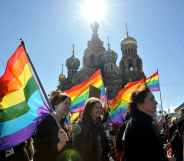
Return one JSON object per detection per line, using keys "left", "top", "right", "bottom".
{"left": 80, "top": 0, "right": 107, "bottom": 23}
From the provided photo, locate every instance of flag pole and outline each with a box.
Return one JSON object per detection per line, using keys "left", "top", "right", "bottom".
{"left": 105, "top": 87, "right": 110, "bottom": 112}
{"left": 157, "top": 69, "right": 164, "bottom": 116}
{"left": 20, "top": 39, "right": 53, "bottom": 112}
{"left": 104, "top": 87, "right": 108, "bottom": 108}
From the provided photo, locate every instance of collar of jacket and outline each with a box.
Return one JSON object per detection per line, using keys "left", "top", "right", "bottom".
{"left": 132, "top": 109, "right": 153, "bottom": 123}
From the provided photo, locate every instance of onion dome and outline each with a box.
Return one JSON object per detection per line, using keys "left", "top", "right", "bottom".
{"left": 121, "top": 36, "right": 137, "bottom": 46}
{"left": 66, "top": 55, "right": 80, "bottom": 69}
{"left": 121, "top": 24, "right": 137, "bottom": 48}
{"left": 103, "top": 40, "right": 118, "bottom": 64}
{"left": 66, "top": 44, "right": 80, "bottom": 70}
{"left": 59, "top": 74, "right": 66, "bottom": 81}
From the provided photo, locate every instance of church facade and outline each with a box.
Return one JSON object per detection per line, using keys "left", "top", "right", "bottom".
{"left": 58, "top": 22, "right": 145, "bottom": 99}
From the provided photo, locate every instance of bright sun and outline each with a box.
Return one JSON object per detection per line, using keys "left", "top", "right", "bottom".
{"left": 80, "top": 0, "right": 107, "bottom": 23}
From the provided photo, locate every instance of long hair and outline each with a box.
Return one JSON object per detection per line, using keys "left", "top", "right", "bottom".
{"left": 82, "top": 97, "right": 102, "bottom": 122}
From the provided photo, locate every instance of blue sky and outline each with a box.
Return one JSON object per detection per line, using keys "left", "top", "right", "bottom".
{"left": 0, "top": 0, "right": 184, "bottom": 111}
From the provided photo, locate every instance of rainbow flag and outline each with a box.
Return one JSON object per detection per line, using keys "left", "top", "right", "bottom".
{"left": 107, "top": 71, "right": 160, "bottom": 124}
{"left": 107, "top": 79, "right": 145, "bottom": 124}
{"left": 146, "top": 71, "right": 160, "bottom": 91}
{"left": 0, "top": 43, "right": 49, "bottom": 150}
{"left": 70, "top": 112, "right": 80, "bottom": 123}
{"left": 64, "top": 69, "right": 105, "bottom": 113}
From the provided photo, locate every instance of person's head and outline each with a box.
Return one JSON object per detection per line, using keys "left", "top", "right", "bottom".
{"left": 129, "top": 88, "right": 157, "bottom": 117}
{"left": 50, "top": 91, "right": 71, "bottom": 119}
{"left": 83, "top": 97, "right": 102, "bottom": 122}
{"left": 57, "top": 149, "right": 82, "bottom": 161}
{"left": 171, "top": 117, "right": 177, "bottom": 125}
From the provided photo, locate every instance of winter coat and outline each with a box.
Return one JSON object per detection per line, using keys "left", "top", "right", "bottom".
{"left": 33, "top": 115, "right": 59, "bottom": 161}
{"left": 73, "top": 118, "right": 106, "bottom": 161}
{"left": 123, "top": 110, "right": 168, "bottom": 161}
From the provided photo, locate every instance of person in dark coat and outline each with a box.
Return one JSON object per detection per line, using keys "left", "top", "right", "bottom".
{"left": 116, "top": 112, "right": 131, "bottom": 161}
{"left": 73, "top": 97, "right": 109, "bottom": 161}
{"left": 169, "top": 119, "right": 183, "bottom": 161}
{"left": 123, "top": 88, "right": 168, "bottom": 161}
{"left": 12, "top": 138, "right": 34, "bottom": 161}
{"left": 33, "top": 91, "right": 71, "bottom": 161}
{"left": 0, "top": 138, "right": 34, "bottom": 161}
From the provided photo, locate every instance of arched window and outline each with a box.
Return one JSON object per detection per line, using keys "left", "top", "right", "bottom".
{"left": 128, "top": 60, "right": 134, "bottom": 71}
{"left": 128, "top": 48, "right": 130, "bottom": 54}
{"left": 125, "top": 49, "right": 128, "bottom": 55}
{"left": 134, "top": 48, "right": 136, "bottom": 54}
{"left": 90, "top": 54, "right": 96, "bottom": 66}
{"left": 131, "top": 48, "right": 133, "bottom": 55}
{"left": 112, "top": 64, "right": 114, "bottom": 72}
{"left": 123, "top": 49, "right": 125, "bottom": 55}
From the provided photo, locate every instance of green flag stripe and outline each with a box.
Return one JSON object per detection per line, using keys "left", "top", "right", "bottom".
{"left": 0, "top": 77, "right": 38, "bottom": 122}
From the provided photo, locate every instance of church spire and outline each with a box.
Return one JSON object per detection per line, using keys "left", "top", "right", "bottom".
{"left": 91, "top": 21, "right": 99, "bottom": 34}
{"left": 125, "top": 24, "right": 129, "bottom": 38}
{"left": 91, "top": 21, "right": 100, "bottom": 40}
{"left": 59, "top": 64, "right": 66, "bottom": 81}
{"left": 107, "top": 36, "right": 111, "bottom": 50}
{"left": 72, "top": 44, "right": 75, "bottom": 57}
{"left": 61, "top": 64, "right": 64, "bottom": 75}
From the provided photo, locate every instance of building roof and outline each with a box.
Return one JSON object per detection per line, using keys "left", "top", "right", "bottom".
{"left": 175, "top": 102, "right": 184, "bottom": 112}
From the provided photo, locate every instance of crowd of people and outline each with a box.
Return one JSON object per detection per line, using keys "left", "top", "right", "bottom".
{"left": 0, "top": 88, "right": 183, "bottom": 161}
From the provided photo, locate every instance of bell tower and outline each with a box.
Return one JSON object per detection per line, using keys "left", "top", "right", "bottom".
{"left": 83, "top": 22, "right": 105, "bottom": 69}
{"left": 120, "top": 25, "right": 145, "bottom": 85}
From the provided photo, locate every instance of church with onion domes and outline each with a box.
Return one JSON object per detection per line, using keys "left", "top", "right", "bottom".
{"left": 58, "top": 22, "right": 145, "bottom": 99}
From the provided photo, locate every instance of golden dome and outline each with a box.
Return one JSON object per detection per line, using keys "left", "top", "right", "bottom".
{"left": 59, "top": 74, "right": 66, "bottom": 81}
{"left": 121, "top": 36, "right": 137, "bottom": 46}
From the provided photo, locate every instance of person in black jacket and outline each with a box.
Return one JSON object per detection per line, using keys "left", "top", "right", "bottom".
{"left": 169, "top": 119, "right": 183, "bottom": 161}
{"left": 116, "top": 112, "right": 131, "bottom": 161}
{"left": 123, "top": 88, "right": 168, "bottom": 161}
{"left": 0, "top": 139, "right": 33, "bottom": 161}
{"left": 33, "top": 91, "right": 71, "bottom": 161}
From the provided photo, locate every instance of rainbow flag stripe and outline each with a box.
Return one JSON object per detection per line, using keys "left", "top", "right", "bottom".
{"left": 107, "top": 71, "right": 160, "bottom": 124}
{"left": 108, "top": 79, "right": 145, "bottom": 123}
{"left": 0, "top": 44, "right": 49, "bottom": 150}
{"left": 64, "top": 69, "right": 105, "bottom": 113}
{"left": 146, "top": 71, "right": 160, "bottom": 91}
